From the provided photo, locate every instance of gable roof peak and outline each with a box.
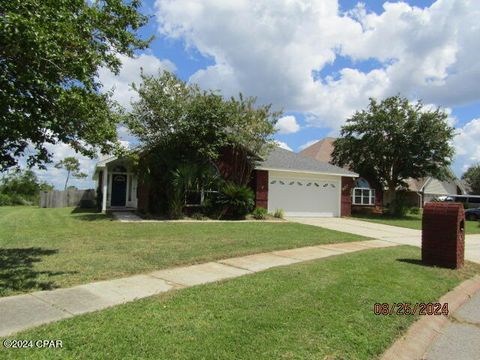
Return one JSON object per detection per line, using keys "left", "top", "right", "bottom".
{"left": 299, "top": 137, "right": 337, "bottom": 163}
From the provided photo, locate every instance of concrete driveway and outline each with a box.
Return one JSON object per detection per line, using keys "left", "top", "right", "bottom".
{"left": 288, "top": 217, "right": 480, "bottom": 264}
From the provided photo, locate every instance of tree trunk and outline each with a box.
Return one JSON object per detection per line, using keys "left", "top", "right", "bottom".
{"left": 64, "top": 170, "right": 70, "bottom": 190}
{"left": 387, "top": 187, "right": 396, "bottom": 207}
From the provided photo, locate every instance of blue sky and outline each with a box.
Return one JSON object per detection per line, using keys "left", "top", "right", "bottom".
{"left": 34, "top": 0, "right": 480, "bottom": 189}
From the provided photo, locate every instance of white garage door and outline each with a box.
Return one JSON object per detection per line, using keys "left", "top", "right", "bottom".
{"left": 268, "top": 175, "right": 340, "bottom": 217}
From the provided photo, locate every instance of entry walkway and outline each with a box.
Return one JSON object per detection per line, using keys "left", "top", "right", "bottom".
{"left": 0, "top": 239, "right": 397, "bottom": 337}
{"left": 288, "top": 217, "right": 480, "bottom": 263}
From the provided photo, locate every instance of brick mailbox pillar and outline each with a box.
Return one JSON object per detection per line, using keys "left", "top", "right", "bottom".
{"left": 422, "top": 202, "right": 465, "bottom": 269}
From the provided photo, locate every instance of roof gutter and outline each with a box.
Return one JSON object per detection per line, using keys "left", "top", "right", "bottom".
{"left": 255, "top": 166, "right": 359, "bottom": 178}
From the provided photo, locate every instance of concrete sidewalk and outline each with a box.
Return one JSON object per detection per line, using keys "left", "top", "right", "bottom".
{"left": 288, "top": 217, "right": 480, "bottom": 263}
{"left": 0, "top": 239, "right": 397, "bottom": 337}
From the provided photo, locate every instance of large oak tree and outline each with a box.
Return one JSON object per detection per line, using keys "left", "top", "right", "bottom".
{"left": 0, "top": 0, "right": 151, "bottom": 170}
{"left": 126, "top": 72, "right": 280, "bottom": 214}
{"left": 127, "top": 71, "right": 280, "bottom": 185}
{"left": 331, "top": 95, "right": 455, "bottom": 210}
{"left": 462, "top": 164, "right": 480, "bottom": 195}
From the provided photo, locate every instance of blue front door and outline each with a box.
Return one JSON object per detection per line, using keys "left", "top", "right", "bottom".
{"left": 111, "top": 174, "right": 127, "bottom": 207}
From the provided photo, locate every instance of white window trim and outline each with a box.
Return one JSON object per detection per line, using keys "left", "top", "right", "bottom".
{"left": 184, "top": 189, "right": 219, "bottom": 207}
{"left": 352, "top": 187, "right": 376, "bottom": 206}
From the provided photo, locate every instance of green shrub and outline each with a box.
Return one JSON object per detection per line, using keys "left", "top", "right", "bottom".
{"left": 409, "top": 207, "right": 420, "bottom": 215}
{"left": 216, "top": 183, "right": 254, "bottom": 219}
{"left": 191, "top": 212, "right": 206, "bottom": 220}
{"left": 202, "top": 193, "right": 223, "bottom": 219}
{"left": 168, "top": 196, "right": 184, "bottom": 219}
{"left": 0, "top": 193, "right": 12, "bottom": 206}
{"left": 252, "top": 207, "right": 268, "bottom": 220}
{"left": 387, "top": 192, "right": 409, "bottom": 217}
{"left": 273, "top": 208, "right": 284, "bottom": 219}
{"left": 0, "top": 193, "right": 33, "bottom": 206}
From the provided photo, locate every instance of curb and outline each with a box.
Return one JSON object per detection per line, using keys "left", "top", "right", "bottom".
{"left": 381, "top": 275, "right": 480, "bottom": 360}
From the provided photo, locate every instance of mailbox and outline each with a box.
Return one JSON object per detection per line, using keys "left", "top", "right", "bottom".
{"left": 422, "top": 202, "right": 465, "bottom": 269}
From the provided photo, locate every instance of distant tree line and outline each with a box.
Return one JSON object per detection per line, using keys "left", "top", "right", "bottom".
{"left": 0, "top": 169, "right": 53, "bottom": 206}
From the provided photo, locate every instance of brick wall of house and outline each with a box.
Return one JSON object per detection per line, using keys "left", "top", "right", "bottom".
{"left": 136, "top": 177, "right": 149, "bottom": 213}
{"left": 214, "top": 147, "right": 254, "bottom": 185}
{"left": 252, "top": 170, "right": 269, "bottom": 209}
{"left": 215, "top": 148, "right": 235, "bottom": 180}
{"left": 341, "top": 177, "right": 354, "bottom": 217}
{"left": 375, "top": 186, "right": 383, "bottom": 209}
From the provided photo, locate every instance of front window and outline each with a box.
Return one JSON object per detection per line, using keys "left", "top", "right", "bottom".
{"left": 353, "top": 188, "right": 376, "bottom": 205}
{"left": 184, "top": 189, "right": 218, "bottom": 207}
{"left": 352, "top": 178, "right": 375, "bottom": 205}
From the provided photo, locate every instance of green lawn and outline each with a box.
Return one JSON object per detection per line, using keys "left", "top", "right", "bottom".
{"left": 0, "top": 206, "right": 366, "bottom": 297}
{"left": 351, "top": 212, "right": 480, "bottom": 234}
{"left": 2, "top": 246, "right": 479, "bottom": 360}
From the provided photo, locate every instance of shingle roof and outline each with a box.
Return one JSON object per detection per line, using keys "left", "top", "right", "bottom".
{"left": 404, "top": 178, "right": 428, "bottom": 192}
{"left": 256, "top": 146, "right": 358, "bottom": 177}
{"left": 299, "top": 137, "right": 336, "bottom": 163}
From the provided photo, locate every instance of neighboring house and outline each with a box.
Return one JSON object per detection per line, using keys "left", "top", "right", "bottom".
{"left": 403, "top": 177, "right": 467, "bottom": 207}
{"left": 299, "top": 137, "right": 466, "bottom": 210}
{"left": 93, "top": 146, "right": 358, "bottom": 217}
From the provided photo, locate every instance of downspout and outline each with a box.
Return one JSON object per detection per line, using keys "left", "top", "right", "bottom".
{"left": 416, "top": 191, "right": 423, "bottom": 208}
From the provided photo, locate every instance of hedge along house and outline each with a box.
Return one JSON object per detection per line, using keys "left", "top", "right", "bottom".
{"left": 93, "top": 146, "right": 358, "bottom": 217}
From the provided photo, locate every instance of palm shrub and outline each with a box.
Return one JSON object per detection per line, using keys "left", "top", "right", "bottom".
{"left": 169, "top": 162, "right": 220, "bottom": 218}
{"left": 216, "top": 182, "right": 254, "bottom": 219}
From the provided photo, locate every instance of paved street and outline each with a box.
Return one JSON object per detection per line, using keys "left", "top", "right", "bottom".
{"left": 426, "top": 290, "right": 480, "bottom": 360}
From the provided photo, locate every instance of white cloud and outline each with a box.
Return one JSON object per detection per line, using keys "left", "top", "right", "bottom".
{"left": 275, "top": 141, "right": 292, "bottom": 151}
{"left": 117, "top": 125, "right": 139, "bottom": 148}
{"left": 454, "top": 118, "right": 480, "bottom": 175}
{"left": 98, "top": 53, "right": 176, "bottom": 110}
{"left": 155, "top": 0, "right": 480, "bottom": 129}
{"left": 275, "top": 115, "right": 300, "bottom": 134}
{"left": 298, "top": 139, "right": 320, "bottom": 151}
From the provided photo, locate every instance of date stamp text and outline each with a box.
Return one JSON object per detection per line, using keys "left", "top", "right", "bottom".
{"left": 373, "top": 302, "right": 449, "bottom": 316}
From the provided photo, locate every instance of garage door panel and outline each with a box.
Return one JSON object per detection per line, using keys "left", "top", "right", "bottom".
{"left": 268, "top": 177, "right": 340, "bottom": 217}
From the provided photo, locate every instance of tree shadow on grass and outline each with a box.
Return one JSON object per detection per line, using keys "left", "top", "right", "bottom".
{"left": 0, "top": 248, "right": 77, "bottom": 296}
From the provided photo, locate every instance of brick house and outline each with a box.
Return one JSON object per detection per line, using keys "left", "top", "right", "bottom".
{"left": 93, "top": 146, "right": 358, "bottom": 217}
